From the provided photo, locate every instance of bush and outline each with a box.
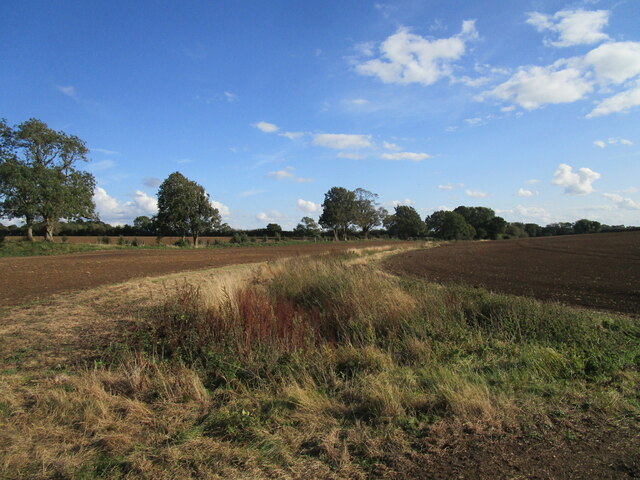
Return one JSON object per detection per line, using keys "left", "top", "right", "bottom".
{"left": 98, "top": 236, "right": 110, "bottom": 245}
{"left": 117, "top": 235, "right": 128, "bottom": 246}
{"left": 174, "top": 238, "right": 190, "bottom": 248}
{"left": 131, "top": 237, "right": 144, "bottom": 247}
{"left": 231, "top": 232, "right": 249, "bottom": 244}
{"left": 61, "top": 235, "right": 69, "bottom": 243}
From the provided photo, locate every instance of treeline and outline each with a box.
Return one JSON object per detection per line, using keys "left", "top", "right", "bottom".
{"left": 1, "top": 119, "right": 636, "bottom": 245}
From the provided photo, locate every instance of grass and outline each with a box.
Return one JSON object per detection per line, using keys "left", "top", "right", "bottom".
{"left": 0, "top": 237, "right": 403, "bottom": 257}
{"left": 0, "top": 251, "right": 638, "bottom": 479}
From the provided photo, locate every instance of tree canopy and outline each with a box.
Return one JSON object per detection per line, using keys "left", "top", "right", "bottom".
{"left": 385, "top": 205, "right": 426, "bottom": 239}
{"left": 155, "top": 172, "right": 220, "bottom": 246}
{"left": 425, "top": 210, "right": 475, "bottom": 240}
{"left": 0, "top": 118, "right": 96, "bottom": 241}
{"left": 319, "top": 187, "right": 357, "bottom": 241}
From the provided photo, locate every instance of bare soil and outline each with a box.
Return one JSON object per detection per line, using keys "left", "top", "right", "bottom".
{"left": 384, "top": 231, "right": 640, "bottom": 315}
{"left": 0, "top": 241, "right": 408, "bottom": 307}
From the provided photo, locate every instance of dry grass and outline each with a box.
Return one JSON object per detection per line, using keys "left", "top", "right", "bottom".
{"left": 0, "top": 244, "right": 638, "bottom": 479}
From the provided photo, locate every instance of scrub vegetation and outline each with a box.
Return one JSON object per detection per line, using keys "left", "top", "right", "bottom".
{"left": 0, "top": 247, "right": 638, "bottom": 479}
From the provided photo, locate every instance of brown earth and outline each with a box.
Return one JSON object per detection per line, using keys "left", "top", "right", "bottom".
{"left": 384, "top": 231, "right": 640, "bottom": 315}
{"left": 0, "top": 241, "right": 411, "bottom": 307}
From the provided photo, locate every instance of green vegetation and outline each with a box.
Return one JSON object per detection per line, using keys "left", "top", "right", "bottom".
{"left": 0, "top": 118, "right": 96, "bottom": 242}
{"left": 156, "top": 172, "right": 221, "bottom": 247}
{"left": 1, "top": 251, "right": 638, "bottom": 478}
{"left": 0, "top": 240, "right": 114, "bottom": 257}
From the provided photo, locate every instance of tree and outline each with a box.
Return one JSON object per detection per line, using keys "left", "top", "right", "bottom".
{"left": 0, "top": 118, "right": 96, "bottom": 241}
{"left": 294, "top": 216, "right": 321, "bottom": 237}
{"left": 524, "top": 223, "right": 542, "bottom": 237}
{"left": 266, "top": 223, "right": 282, "bottom": 237}
{"left": 353, "top": 188, "right": 386, "bottom": 239}
{"left": 425, "top": 210, "right": 475, "bottom": 240}
{"left": 573, "top": 219, "right": 601, "bottom": 235}
{"left": 133, "top": 215, "right": 154, "bottom": 235}
{"left": 385, "top": 205, "right": 426, "bottom": 239}
{"left": 319, "top": 187, "right": 356, "bottom": 241}
{"left": 155, "top": 172, "right": 220, "bottom": 247}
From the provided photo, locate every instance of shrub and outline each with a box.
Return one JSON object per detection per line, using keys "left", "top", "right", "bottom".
{"left": 61, "top": 235, "right": 69, "bottom": 243}
{"left": 131, "top": 237, "right": 144, "bottom": 247}
{"left": 174, "top": 238, "right": 190, "bottom": 248}
{"left": 98, "top": 235, "right": 110, "bottom": 245}
{"left": 117, "top": 235, "right": 128, "bottom": 246}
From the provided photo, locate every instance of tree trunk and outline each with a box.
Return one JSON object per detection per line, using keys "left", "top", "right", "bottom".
{"left": 25, "top": 217, "right": 34, "bottom": 242}
{"left": 192, "top": 234, "right": 198, "bottom": 247}
{"left": 333, "top": 229, "right": 339, "bottom": 241}
{"left": 43, "top": 217, "right": 55, "bottom": 242}
{"left": 363, "top": 229, "right": 370, "bottom": 240}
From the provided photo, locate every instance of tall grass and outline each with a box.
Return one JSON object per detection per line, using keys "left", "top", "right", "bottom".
{"left": 2, "top": 254, "right": 638, "bottom": 479}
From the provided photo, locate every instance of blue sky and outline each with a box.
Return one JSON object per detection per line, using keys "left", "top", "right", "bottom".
{"left": 1, "top": 0, "right": 639, "bottom": 229}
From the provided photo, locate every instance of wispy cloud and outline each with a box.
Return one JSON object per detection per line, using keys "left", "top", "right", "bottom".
{"left": 381, "top": 152, "right": 430, "bottom": 161}
{"left": 91, "top": 148, "right": 120, "bottom": 155}
{"left": 312, "top": 133, "right": 373, "bottom": 149}
{"left": 56, "top": 85, "right": 78, "bottom": 100}
{"left": 253, "top": 121, "right": 279, "bottom": 133}
{"left": 266, "top": 166, "right": 312, "bottom": 183}
{"left": 466, "top": 189, "right": 488, "bottom": 198}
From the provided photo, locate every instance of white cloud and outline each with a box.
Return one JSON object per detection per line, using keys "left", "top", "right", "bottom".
{"left": 552, "top": 163, "right": 601, "bottom": 195}
{"left": 266, "top": 166, "right": 312, "bottom": 183}
{"left": 516, "top": 188, "right": 534, "bottom": 197}
{"left": 347, "top": 98, "right": 369, "bottom": 106}
{"left": 438, "top": 184, "right": 454, "bottom": 190}
{"left": 224, "top": 91, "right": 238, "bottom": 102}
{"left": 602, "top": 193, "right": 640, "bottom": 210}
{"left": 210, "top": 200, "right": 230, "bottom": 216}
{"left": 91, "top": 148, "right": 120, "bottom": 155}
{"left": 57, "top": 85, "right": 78, "bottom": 99}
{"left": 465, "top": 189, "right": 488, "bottom": 198}
{"left": 526, "top": 179, "right": 540, "bottom": 185}
{"left": 594, "top": 138, "right": 633, "bottom": 148}
{"left": 93, "top": 187, "right": 158, "bottom": 224}
{"left": 526, "top": 9, "right": 609, "bottom": 47}
{"left": 296, "top": 199, "right": 322, "bottom": 213}
{"left": 355, "top": 20, "right": 478, "bottom": 86}
{"left": 279, "top": 131, "right": 305, "bottom": 139}
{"left": 484, "top": 60, "right": 593, "bottom": 110}
{"left": 383, "top": 141, "right": 401, "bottom": 151}
{"left": 380, "top": 152, "right": 430, "bottom": 161}
{"left": 586, "top": 81, "right": 640, "bottom": 118}
{"left": 584, "top": 42, "right": 640, "bottom": 85}
{"left": 337, "top": 152, "right": 365, "bottom": 160}
{"left": 515, "top": 205, "right": 551, "bottom": 222}
{"left": 312, "top": 133, "right": 372, "bottom": 149}
{"left": 388, "top": 198, "right": 414, "bottom": 208}
{"left": 464, "top": 117, "right": 484, "bottom": 126}
{"left": 253, "top": 121, "right": 279, "bottom": 133}
{"left": 256, "top": 210, "right": 284, "bottom": 223}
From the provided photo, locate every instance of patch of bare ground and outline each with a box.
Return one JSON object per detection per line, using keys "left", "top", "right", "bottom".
{"left": 384, "top": 231, "right": 640, "bottom": 315}
{"left": 0, "top": 240, "right": 413, "bottom": 307}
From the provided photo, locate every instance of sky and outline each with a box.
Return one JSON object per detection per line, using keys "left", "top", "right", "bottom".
{"left": 1, "top": 0, "right": 639, "bottom": 229}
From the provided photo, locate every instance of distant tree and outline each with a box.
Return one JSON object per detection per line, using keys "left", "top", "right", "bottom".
{"left": 453, "top": 206, "right": 500, "bottom": 239}
{"left": 133, "top": 215, "right": 154, "bottom": 235}
{"left": 506, "top": 222, "right": 528, "bottom": 238}
{"left": 156, "top": 172, "right": 220, "bottom": 247}
{"left": 524, "top": 223, "right": 542, "bottom": 237}
{"left": 425, "top": 210, "right": 475, "bottom": 240}
{"left": 353, "top": 188, "right": 387, "bottom": 239}
{"left": 385, "top": 205, "right": 426, "bottom": 239}
{"left": 0, "top": 118, "right": 96, "bottom": 241}
{"left": 573, "top": 218, "right": 601, "bottom": 235}
{"left": 544, "top": 222, "right": 573, "bottom": 236}
{"left": 266, "top": 223, "right": 282, "bottom": 236}
{"left": 319, "top": 187, "right": 357, "bottom": 241}
{"left": 294, "top": 216, "right": 321, "bottom": 237}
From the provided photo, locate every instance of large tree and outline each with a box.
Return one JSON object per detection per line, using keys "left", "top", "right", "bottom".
{"left": 425, "top": 210, "right": 475, "bottom": 240}
{"left": 294, "top": 216, "right": 321, "bottom": 237}
{"left": 319, "top": 187, "right": 357, "bottom": 241}
{"left": 155, "top": 172, "right": 220, "bottom": 246}
{"left": 385, "top": 205, "right": 426, "bottom": 239}
{"left": 453, "top": 206, "right": 506, "bottom": 239}
{"left": 0, "top": 118, "right": 96, "bottom": 241}
{"left": 353, "top": 188, "right": 386, "bottom": 239}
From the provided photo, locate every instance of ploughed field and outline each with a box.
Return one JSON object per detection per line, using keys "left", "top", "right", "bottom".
{"left": 384, "top": 231, "right": 640, "bottom": 315}
{"left": 0, "top": 240, "right": 410, "bottom": 307}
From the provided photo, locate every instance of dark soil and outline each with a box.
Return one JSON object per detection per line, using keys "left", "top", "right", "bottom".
{"left": 384, "top": 232, "right": 640, "bottom": 315}
{"left": 0, "top": 241, "right": 409, "bottom": 307}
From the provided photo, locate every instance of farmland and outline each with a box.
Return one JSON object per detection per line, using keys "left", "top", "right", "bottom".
{"left": 0, "top": 240, "right": 638, "bottom": 479}
{"left": 384, "top": 231, "right": 640, "bottom": 315}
